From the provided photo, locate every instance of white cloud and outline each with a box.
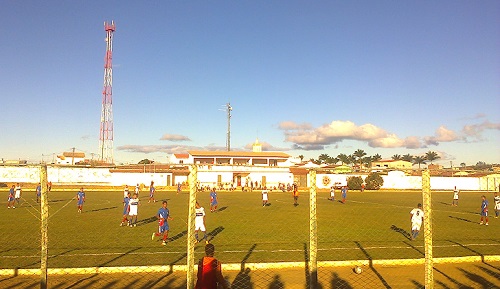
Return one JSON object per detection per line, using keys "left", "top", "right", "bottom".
{"left": 160, "top": 134, "right": 191, "bottom": 141}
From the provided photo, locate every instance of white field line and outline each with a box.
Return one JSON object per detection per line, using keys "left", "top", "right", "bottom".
{"left": 1, "top": 255, "right": 499, "bottom": 276}
{"left": 348, "top": 200, "right": 478, "bottom": 216}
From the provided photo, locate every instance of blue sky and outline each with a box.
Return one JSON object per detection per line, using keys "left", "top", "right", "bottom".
{"left": 1, "top": 1, "right": 498, "bottom": 165}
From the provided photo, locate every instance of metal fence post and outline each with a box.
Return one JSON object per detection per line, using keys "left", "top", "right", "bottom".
{"left": 40, "top": 165, "right": 48, "bottom": 289}
{"left": 309, "top": 170, "right": 318, "bottom": 289}
{"left": 422, "top": 169, "right": 433, "bottom": 288}
{"left": 187, "top": 165, "right": 198, "bottom": 289}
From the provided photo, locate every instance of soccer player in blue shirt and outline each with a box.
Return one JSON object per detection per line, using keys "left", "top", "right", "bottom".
{"left": 36, "top": 183, "right": 41, "bottom": 203}
{"left": 148, "top": 181, "right": 156, "bottom": 203}
{"left": 152, "top": 201, "right": 173, "bottom": 245}
{"left": 7, "top": 185, "right": 15, "bottom": 209}
{"left": 77, "top": 187, "right": 85, "bottom": 213}
{"left": 480, "top": 195, "right": 489, "bottom": 226}
{"left": 209, "top": 188, "right": 218, "bottom": 212}
{"left": 120, "top": 191, "right": 131, "bottom": 226}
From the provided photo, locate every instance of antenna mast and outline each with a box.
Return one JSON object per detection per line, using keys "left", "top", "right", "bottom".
{"left": 225, "top": 102, "right": 232, "bottom": 151}
{"left": 99, "top": 21, "right": 115, "bottom": 164}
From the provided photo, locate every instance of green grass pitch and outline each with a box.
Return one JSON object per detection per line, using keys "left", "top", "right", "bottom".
{"left": 1, "top": 188, "right": 499, "bottom": 269}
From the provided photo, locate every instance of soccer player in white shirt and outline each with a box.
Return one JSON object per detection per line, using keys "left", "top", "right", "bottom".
{"left": 128, "top": 193, "right": 140, "bottom": 227}
{"left": 195, "top": 201, "right": 207, "bottom": 243}
{"left": 409, "top": 203, "right": 424, "bottom": 240}
{"left": 123, "top": 185, "right": 130, "bottom": 198}
{"left": 452, "top": 186, "right": 459, "bottom": 206}
{"left": 262, "top": 187, "right": 269, "bottom": 207}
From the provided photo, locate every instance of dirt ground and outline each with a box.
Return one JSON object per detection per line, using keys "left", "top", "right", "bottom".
{"left": 1, "top": 262, "right": 499, "bottom": 289}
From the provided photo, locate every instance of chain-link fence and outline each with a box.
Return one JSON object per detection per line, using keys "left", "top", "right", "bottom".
{"left": 1, "top": 165, "right": 499, "bottom": 288}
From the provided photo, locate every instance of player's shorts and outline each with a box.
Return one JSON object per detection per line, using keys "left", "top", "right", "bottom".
{"left": 481, "top": 210, "right": 488, "bottom": 217}
{"left": 495, "top": 203, "right": 500, "bottom": 210}
{"left": 8, "top": 196, "right": 14, "bottom": 201}
{"left": 123, "top": 206, "right": 129, "bottom": 215}
{"left": 77, "top": 200, "right": 84, "bottom": 206}
{"left": 412, "top": 222, "right": 422, "bottom": 231}
{"left": 129, "top": 206, "right": 138, "bottom": 216}
{"left": 211, "top": 201, "right": 218, "bottom": 206}
{"left": 262, "top": 195, "right": 268, "bottom": 201}
{"left": 149, "top": 193, "right": 154, "bottom": 198}
{"left": 195, "top": 221, "right": 206, "bottom": 231}
{"left": 158, "top": 223, "right": 169, "bottom": 233}
{"left": 15, "top": 192, "right": 21, "bottom": 199}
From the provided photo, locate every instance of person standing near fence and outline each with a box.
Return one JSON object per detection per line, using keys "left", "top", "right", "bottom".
{"left": 452, "top": 186, "right": 459, "bottom": 206}
{"left": 14, "top": 183, "right": 22, "bottom": 205}
{"left": 328, "top": 185, "right": 335, "bottom": 201}
{"left": 262, "top": 187, "right": 269, "bottom": 207}
{"left": 480, "top": 195, "right": 489, "bottom": 225}
{"left": 152, "top": 200, "right": 172, "bottom": 245}
{"left": 128, "top": 193, "right": 140, "bottom": 227}
{"left": 77, "top": 187, "right": 85, "bottom": 213}
{"left": 36, "top": 182, "right": 41, "bottom": 203}
{"left": 409, "top": 203, "right": 424, "bottom": 240}
{"left": 494, "top": 192, "right": 500, "bottom": 218}
{"left": 195, "top": 243, "right": 229, "bottom": 289}
{"left": 7, "top": 185, "right": 15, "bottom": 209}
{"left": 148, "top": 181, "right": 156, "bottom": 203}
{"left": 135, "top": 183, "right": 140, "bottom": 197}
{"left": 195, "top": 201, "right": 208, "bottom": 244}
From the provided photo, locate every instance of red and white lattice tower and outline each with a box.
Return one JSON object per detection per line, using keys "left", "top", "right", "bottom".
{"left": 99, "top": 21, "right": 115, "bottom": 164}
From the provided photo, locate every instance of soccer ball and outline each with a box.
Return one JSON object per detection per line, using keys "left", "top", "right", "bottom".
{"left": 354, "top": 266, "right": 362, "bottom": 274}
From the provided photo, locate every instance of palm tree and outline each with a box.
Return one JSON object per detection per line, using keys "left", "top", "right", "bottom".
{"left": 425, "top": 151, "right": 440, "bottom": 164}
{"left": 372, "top": 154, "right": 382, "bottom": 162}
{"left": 460, "top": 162, "right": 466, "bottom": 168}
{"left": 337, "top": 153, "right": 349, "bottom": 165}
{"left": 353, "top": 149, "right": 367, "bottom": 169}
{"left": 413, "top": 156, "right": 426, "bottom": 169}
{"left": 298, "top": 155, "right": 304, "bottom": 162}
{"left": 402, "top": 154, "right": 414, "bottom": 162}
{"left": 318, "top": 153, "right": 330, "bottom": 164}
{"left": 392, "top": 154, "right": 402, "bottom": 160}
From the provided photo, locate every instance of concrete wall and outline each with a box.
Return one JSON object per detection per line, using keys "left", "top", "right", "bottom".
{"left": 1, "top": 166, "right": 498, "bottom": 191}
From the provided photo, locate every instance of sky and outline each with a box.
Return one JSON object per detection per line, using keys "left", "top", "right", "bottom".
{"left": 1, "top": 1, "right": 499, "bottom": 166}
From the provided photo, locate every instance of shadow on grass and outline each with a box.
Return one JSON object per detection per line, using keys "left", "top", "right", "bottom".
{"left": 207, "top": 226, "right": 225, "bottom": 242}
{"left": 354, "top": 241, "right": 391, "bottom": 289}
{"left": 448, "top": 215, "right": 474, "bottom": 223}
{"left": 98, "top": 247, "right": 142, "bottom": 267}
{"left": 136, "top": 216, "right": 157, "bottom": 226}
{"left": 447, "top": 240, "right": 500, "bottom": 271}
{"left": 168, "top": 230, "right": 187, "bottom": 242}
{"left": 85, "top": 206, "right": 117, "bottom": 213}
{"left": 268, "top": 275, "right": 285, "bottom": 289}
{"left": 303, "top": 243, "right": 324, "bottom": 289}
{"left": 391, "top": 224, "right": 411, "bottom": 240}
{"left": 403, "top": 240, "right": 425, "bottom": 256}
{"left": 433, "top": 267, "right": 474, "bottom": 289}
{"left": 216, "top": 206, "right": 228, "bottom": 212}
{"left": 232, "top": 244, "right": 256, "bottom": 289}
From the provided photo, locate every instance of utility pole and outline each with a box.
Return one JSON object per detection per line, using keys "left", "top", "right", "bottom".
{"left": 99, "top": 21, "right": 115, "bottom": 164}
{"left": 225, "top": 102, "right": 232, "bottom": 151}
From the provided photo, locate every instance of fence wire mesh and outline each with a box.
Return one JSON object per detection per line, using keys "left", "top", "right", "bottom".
{"left": 0, "top": 165, "right": 499, "bottom": 289}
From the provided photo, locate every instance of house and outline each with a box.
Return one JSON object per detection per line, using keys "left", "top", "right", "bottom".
{"left": 56, "top": 151, "right": 86, "bottom": 165}
{"left": 371, "top": 160, "right": 412, "bottom": 171}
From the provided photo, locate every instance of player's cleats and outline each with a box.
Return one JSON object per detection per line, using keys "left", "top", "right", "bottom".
{"left": 151, "top": 233, "right": 155, "bottom": 240}
{"left": 485, "top": 223, "right": 489, "bottom": 226}
{"left": 133, "top": 224, "right": 137, "bottom": 227}
{"left": 479, "top": 222, "right": 483, "bottom": 225}
{"left": 205, "top": 240, "right": 209, "bottom": 244}
{"left": 161, "top": 241, "right": 167, "bottom": 246}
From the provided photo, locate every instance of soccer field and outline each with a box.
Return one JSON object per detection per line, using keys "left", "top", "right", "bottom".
{"left": 1, "top": 188, "right": 499, "bottom": 270}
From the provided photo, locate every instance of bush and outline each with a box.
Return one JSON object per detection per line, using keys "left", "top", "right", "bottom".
{"left": 365, "top": 172, "right": 384, "bottom": 190}
{"left": 347, "top": 176, "right": 363, "bottom": 190}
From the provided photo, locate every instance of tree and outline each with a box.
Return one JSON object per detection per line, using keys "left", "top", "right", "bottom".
{"left": 318, "top": 154, "right": 330, "bottom": 164}
{"left": 365, "top": 172, "right": 384, "bottom": 190}
{"left": 413, "top": 156, "right": 426, "bottom": 169}
{"left": 337, "top": 154, "right": 349, "bottom": 165}
{"left": 460, "top": 162, "right": 466, "bottom": 168}
{"left": 372, "top": 154, "right": 382, "bottom": 162}
{"left": 353, "top": 149, "right": 367, "bottom": 169}
{"left": 402, "top": 154, "right": 414, "bottom": 162}
{"left": 425, "top": 151, "right": 440, "bottom": 164}
{"left": 138, "top": 159, "right": 154, "bottom": 164}
{"left": 298, "top": 155, "right": 304, "bottom": 162}
{"left": 362, "top": 156, "right": 373, "bottom": 169}
{"left": 347, "top": 176, "right": 364, "bottom": 190}
{"left": 392, "top": 154, "right": 402, "bottom": 160}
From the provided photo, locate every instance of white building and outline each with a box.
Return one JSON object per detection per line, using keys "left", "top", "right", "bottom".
{"left": 56, "top": 152, "right": 86, "bottom": 165}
